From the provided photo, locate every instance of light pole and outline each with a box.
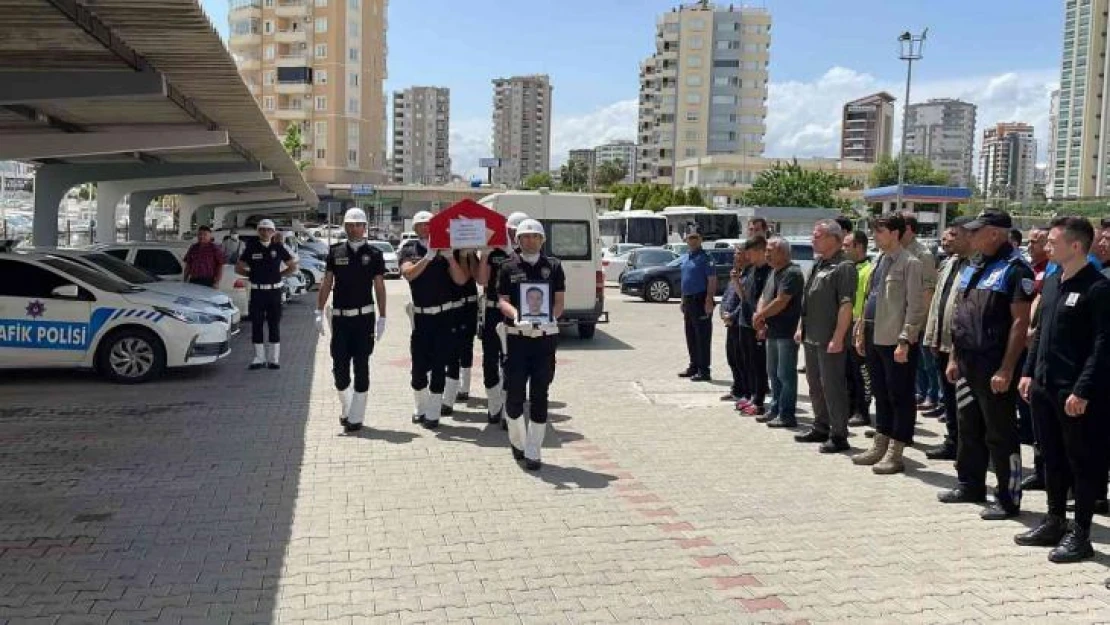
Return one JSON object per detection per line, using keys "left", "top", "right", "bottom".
{"left": 896, "top": 29, "right": 927, "bottom": 213}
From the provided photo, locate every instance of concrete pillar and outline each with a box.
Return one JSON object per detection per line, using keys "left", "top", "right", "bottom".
{"left": 32, "top": 166, "right": 73, "bottom": 247}
{"left": 95, "top": 181, "right": 129, "bottom": 244}
{"left": 128, "top": 191, "right": 159, "bottom": 242}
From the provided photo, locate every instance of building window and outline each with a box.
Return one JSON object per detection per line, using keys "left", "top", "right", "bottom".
{"left": 314, "top": 0, "right": 326, "bottom": 6}
{"left": 349, "top": 0, "right": 359, "bottom": 7}
{"left": 685, "top": 93, "right": 702, "bottom": 104}
{"left": 689, "top": 36, "right": 703, "bottom": 50}
{"left": 263, "top": 96, "right": 274, "bottom": 111}
{"left": 315, "top": 121, "right": 327, "bottom": 138}
{"left": 689, "top": 18, "right": 705, "bottom": 30}
{"left": 348, "top": 150, "right": 359, "bottom": 166}
{"left": 687, "top": 55, "right": 702, "bottom": 68}
{"left": 314, "top": 17, "right": 328, "bottom": 33}
{"left": 684, "top": 130, "right": 700, "bottom": 141}
{"left": 348, "top": 48, "right": 359, "bottom": 61}
{"left": 349, "top": 72, "right": 359, "bottom": 87}
{"left": 349, "top": 21, "right": 359, "bottom": 37}
{"left": 686, "top": 111, "right": 699, "bottom": 122}
{"left": 263, "top": 20, "right": 273, "bottom": 34}
{"left": 685, "top": 147, "right": 697, "bottom": 157}
{"left": 686, "top": 75, "right": 702, "bottom": 87}
{"left": 314, "top": 44, "right": 327, "bottom": 58}
{"left": 348, "top": 98, "right": 360, "bottom": 114}
{"left": 713, "top": 59, "right": 740, "bottom": 68}
{"left": 711, "top": 95, "right": 736, "bottom": 105}
{"left": 316, "top": 148, "right": 326, "bottom": 160}
{"left": 263, "top": 71, "right": 275, "bottom": 85}
{"left": 315, "top": 96, "right": 327, "bottom": 111}
{"left": 264, "top": 44, "right": 275, "bottom": 59}
{"left": 316, "top": 70, "right": 327, "bottom": 84}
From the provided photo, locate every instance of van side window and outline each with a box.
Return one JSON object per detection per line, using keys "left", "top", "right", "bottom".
{"left": 542, "top": 221, "right": 591, "bottom": 261}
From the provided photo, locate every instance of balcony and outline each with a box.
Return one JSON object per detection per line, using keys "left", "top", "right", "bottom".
{"left": 275, "top": 82, "right": 311, "bottom": 95}
{"left": 273, "top": 105, "right": 310, "bottom": 120}
{"left": 275, "top": 0, "right": 307, "bottom": 18}
{"left": 235, "top": 55, "right": 261, "bottom": 70}
{"left": 229, "top": 33, "right": 260, "bottom": 48}
{"left": 276, "top": 54, "right": 309, "bottom": 67}
{"left": 275, "top": 29, "right": 307, "bottom": 44}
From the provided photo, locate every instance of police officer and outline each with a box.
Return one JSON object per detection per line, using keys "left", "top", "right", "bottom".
{"left": 314, "top": 208, "right": 387, "bottom": 433}
{"left": 441, "top": 249, "right": 479, "bottom": 416}
{"left": 939, "top": 209, "right": 1035, "bottom": 520}
{"left": 476, "top": 212, "right": 529, "bottom": 424}
{"left": 498, "top": 219, "right": 566, "bottom": 470}
{"left": 1017, "top": 216, "right": 1110, "bottom": 563}
{"left": 400, "top": 210, "right": 468, "bottom": 429}
{"left": 677, "top": 230, "right": 717, "bottom": 381}
{"left": 235, "top": 219, "right": 297, "bottom": 370}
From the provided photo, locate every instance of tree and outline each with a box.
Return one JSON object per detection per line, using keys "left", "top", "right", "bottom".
{"left": 868, "top": 155, "right": 950, "bottom": 188}
{"left": 559, "top": 160, "right": 589, "bottom": 191}
{"left": 594, "top": 159, "right": 627, "bottom": 190}
{"left": 522, "top": 172, "right": 553, "bottom": 190}
{"left": 741, "top": 159, "right": 852, "bottom": 210}
{"left": 672, "top": 188, "right": 688, "bottom": 206}
{"left": 632, "top": 184, "right": 653, "bottom": 210}
{"left": 282, "top": 123, "right": 310, "bottom": 171}
{"left": 685, "top": 186, "right": 707, "bottom": 207}
{"left": 645, "top": 186, "right": 674, "bottom": 211}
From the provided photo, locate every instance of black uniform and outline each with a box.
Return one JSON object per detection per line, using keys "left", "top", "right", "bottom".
{"left": 950, "top": 243, "right": 1035, "bottom": 509}
{"left": 738, "top": 263, "right": 772, "bottom": 409}
{"left": 481, "top": 248, "right": 514, "bottom": 391}
{"left": 326, "top": 241, "right": 385, "bottom": 394}
{"left": 446, "top": 250, "right": 479, "bottom": 386}
{"left": 498, "top": 253, "right": 566, "bottom": 464}
{"left": 242, "top": 238, "right": 292, "bottom": 344}
{"left": 1024, "top": 264, "right": 1110, "bottom": 532}
{"left": 400, "top": 241, "right": 456, "bottom": 408}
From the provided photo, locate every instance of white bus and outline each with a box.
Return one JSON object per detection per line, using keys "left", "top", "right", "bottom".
{"left": 598, "top": 210, "right": 668, "bottom": 247}
{"left": 661, "top": 206, "right": 741, "bottom": 242}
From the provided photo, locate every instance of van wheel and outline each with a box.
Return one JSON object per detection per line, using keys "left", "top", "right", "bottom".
{"left": 96, "top": 327, "right": 166, "bottom": 384}
{"left": 578, "top": 323, "right": 596, "bottom": 339}
{"left": 645, "top": 279, "right": 671, "bottom": 303}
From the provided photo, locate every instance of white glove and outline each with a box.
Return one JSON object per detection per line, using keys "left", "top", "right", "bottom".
{"left": 375, "top": 317, "right": 387, "bottom": 340}
{"left": 423, "top": 247, "right": 436, "bottom": 262}
{"left": 314, "top": 310, "right": 326, "bottom": 336}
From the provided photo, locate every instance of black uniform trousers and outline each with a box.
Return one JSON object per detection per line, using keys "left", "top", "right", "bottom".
{"left": 331, "top": 314, "right": 375, "bottom": 393}
{"left": 504, "top": 334, "right": 557, "bottom": 423}
{"left": 481, "top": 308, "right": 504, "bottom": 389}
{"left": 248, "top": 289, "right": 282, "bottom": 344}
{"left": 865, "top": 327, "right": 920, "bottom": 445}
{"left": 955, "top": 363, "right": 1022, "bottom": 507}
{"left": 446, "top": 302, "right": 478, "bottom": 379}
{"left": 725, "top": 323, "right": 746, "bottom": 397}
{"left": 738, "top": 325, "right": 768, "bottom": 406}
{"left": 935, "top": 351, "right": 960, "bottom": 450}
{"left": 1030, "top": 383, "right": 1109, "bottom": 530}
{"left": 682, "top": 293, "right": 712, "bottom": 375}
{"left": 410, "top": 312, "right": 452, "bottom": 394}
{"left": 846, "top": 345, "right": 872, "bottom": 422}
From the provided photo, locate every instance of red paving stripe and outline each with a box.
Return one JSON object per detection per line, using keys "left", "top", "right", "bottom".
{"left": 590, "top": 462, "right": 622, "bottom": 470}
{"left": 673, "top": 536, "right": 715, "bottom": 549}
{"left": 655, "top": 521, "right": 695, "bottom": 532}
{"left": 614, "top": 482, "right": 648, "bottom": 492}
{"left": 620, "top": 493, "right": 663, "bottom": 504}
{"left": 738, "top": 597, "right": 789, "bottom": 612}
{"left": 640, "top": 507, "right": 678, "bottom": 518}
{"left": 713, "top": 575, "right": 762, "bottom": 589}
{"left": 695, "top": 554, "right": 738, "bottom": 568}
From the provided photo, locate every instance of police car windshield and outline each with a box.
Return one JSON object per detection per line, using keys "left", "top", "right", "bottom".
{"left": 79, "top": 252, "right": 157, "bottom": 284}
{"left": 40, "top": 257, "right": 136, "bottom": 294}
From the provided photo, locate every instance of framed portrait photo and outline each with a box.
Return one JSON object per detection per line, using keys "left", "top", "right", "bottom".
{"left": 519, "top": 282, "right": 552, "bottom": 324}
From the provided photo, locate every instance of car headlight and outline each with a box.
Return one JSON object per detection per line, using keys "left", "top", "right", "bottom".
{"left": 154, "top": 306, "right": 220, "bottom": 325}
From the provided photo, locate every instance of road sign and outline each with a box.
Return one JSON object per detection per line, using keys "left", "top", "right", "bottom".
{"left": 479, "top": 158, "right": 502, "bottom": 169}
{"left": 351, "top": 184, "right": 375, "bottom": 196}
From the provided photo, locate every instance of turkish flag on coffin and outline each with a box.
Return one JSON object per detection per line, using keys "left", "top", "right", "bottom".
{"left": 426, "top": 199, "right": 509, "bottom": 249}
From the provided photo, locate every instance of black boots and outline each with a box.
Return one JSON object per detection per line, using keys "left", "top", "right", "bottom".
{"left": 937, "top": 485, "right": 987, "bottom": 504}
{"left": 1049, "top": 524, "right": 1095, "bottom": 563}
{"left": 1014, "top": 515, "right": 1068, "bottom": 547}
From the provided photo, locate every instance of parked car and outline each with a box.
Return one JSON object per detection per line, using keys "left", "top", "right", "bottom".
{"left": 620, "top": 248, "right": 734, "bottom": 303}
{"left": 0, "top": 253, "right": 230, "bottom": 383}
{"left": 368, "top": 241, "right": 401, "bottom": 278}
{"left": 603, "top": 243, "right": 642, "bottom": 259}
{"left": 601, "top": 251, "right": 632, "bottom": 283}
{"left": 623, "top": 247, "right": 678, "bottom": 280}
{"left": 663, "top": 242, "right": 688, "bottom": 256}
{"left": 297, "top": 251, "right": 326, "bottom": 289}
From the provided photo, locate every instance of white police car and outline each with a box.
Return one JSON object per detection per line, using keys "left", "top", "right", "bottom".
{"left": 0, "top": 253, "right": 231, "bottom": 383}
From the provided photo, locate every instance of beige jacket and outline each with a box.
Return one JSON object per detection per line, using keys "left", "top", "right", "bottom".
{"left": 858, "top": 247, "right": 926, "bottom": 346}
{"left": 923, "top": 255, "right": 969, "bottom": 352}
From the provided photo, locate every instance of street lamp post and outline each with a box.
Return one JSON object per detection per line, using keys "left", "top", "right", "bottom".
{"left": 896, "top": 29, "right": 927, "bottom": 213}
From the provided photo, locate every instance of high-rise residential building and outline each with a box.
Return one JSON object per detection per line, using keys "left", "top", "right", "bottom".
{"left": 840, "top": 92, "right": 896, "bottom": 163}
{"left": 594, "top": 140, "right": 638, "bottom": 184}
{"left": 980, "top": 122, "right": 1037, "bottom": 201}
{"left": 904, "top": 98, "right": 977, "bottom": 187}
{"left": 227, "top": 0, "right": 389, "bottom": 190}
{"left": 1046, "top": 89, "right": 1060, "bottom": 197}
{"left": 1053, "top": 0, "right": 1110, "bottom": 198}
{"left": 491, "top": 75, "right": 553, "bottom": 186}
{"left": 637, "top": 3, "right": 771, "bottom": 186}
{"left": 567, "top": 149, "right": 596, "bottom": 189}
{"left": 391, "top": 87, "right": 450, "bottom": 185}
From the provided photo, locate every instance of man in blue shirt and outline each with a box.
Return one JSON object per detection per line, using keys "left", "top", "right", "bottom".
{"left": 678, "top": 231, "right": 717, "bottom": 381}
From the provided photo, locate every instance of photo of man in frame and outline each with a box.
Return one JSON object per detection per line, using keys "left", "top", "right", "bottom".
{"left": 519, "top": 282, "right": 552, "bottom": 324}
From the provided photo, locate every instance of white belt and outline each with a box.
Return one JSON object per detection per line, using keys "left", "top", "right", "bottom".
{"left": 505, "top": 324, "right": 559, "bottom": 338}
{"left": 461, "top": 295, "right": 479, "bottom": 304}
{"left": 333, "top": 305, "right": 375, "bottom": 317}
{"left": 485, "top": 299, "right": 500, "bottom": 309}
{"left": 413, "top": 304, "right": 451, "bottom": 315}
{"left": 251, "top": 283, "right": 282, "bottom": 290}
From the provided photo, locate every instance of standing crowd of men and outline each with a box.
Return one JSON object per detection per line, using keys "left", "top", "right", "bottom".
{"left": 695, "top": 211, "right": 1110, "bottom": 563}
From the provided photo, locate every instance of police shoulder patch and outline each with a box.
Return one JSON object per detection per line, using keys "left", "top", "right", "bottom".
{"left": 1021, "top": 278, "right": 1035, "bottom": 296}
{"left": 540, "top": 267, "right": 551, "bottom": 279}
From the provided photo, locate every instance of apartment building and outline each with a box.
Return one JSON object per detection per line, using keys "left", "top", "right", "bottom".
{"left": 567, "top": 148, "right": 596, "bottom": 189}
{"left": 1053, "top": 0, "right": 1110, "bottom": 198}
{"left": 491, "top": 75, "right": 553, "bottom": 187}
{"left": 637, "top": 2, "right": 771, "bottom": 186}
{"left": 979, "top": 122, "right": 1037, "bottom": 201}
{"left": 227, "top": 0, "right": 389, "bottom": 189}
{"left": 904, "top": 98, "right": 977, "bottom": 187}
{"left": 1046, "top": 89, "right": 1060, "bottom": 197}
{"left": 594, "top": 140, "right": 638, "bottom": 184}
{"left": 840, "top": 92, "right": 896, "bottom": 163}
{"left": 392, "top": 87, "right": 450, "bottom": 185}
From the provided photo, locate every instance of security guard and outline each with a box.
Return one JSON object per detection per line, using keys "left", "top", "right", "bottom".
{"left": 400, "top": 210, "right": 468, "bottom": 429}
{"left": 476, "top": 211, "right": 529, "bottom": 424}
{"left": 1017, "top": 216, "right": 1110, "bottom": 563}
{"left": 235, "top": 218, "right": 297, "bottom": 370}
{"left": 939, "top": 209, "right": 1035, "bottom": 520}
{"left": 314, "top": 208, "right": 387, "bottom": 433}
{"left": 441, "top": 249, "right": 479, "bottom": 415}
{"left": 498, "top": 219, "right": 565, "bottom": 470}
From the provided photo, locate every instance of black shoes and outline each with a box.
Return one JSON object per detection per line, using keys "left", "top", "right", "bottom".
{"left": 925, "top": 445, "right": 957, "bottom": 461}
{"left": 421, "top": 419, "right": 440, "bottom": 430}
{"left": 765, "top": 417, "right": 797, "bottom": 429}
{"left": 754, "top": 413, "right": 777, "bottom": 423}
{"left": 340, "top": 417, "right": 349, "bottom": 427}
{"left": 440, "top": 404, "right": 454, "bottom": 417}
{"left": 819, "top": 437, "right": 850, "bottom": 453}
{"left": 677, "top": 369, "right": 696, "bottom": 378}
{"left": 500, "top": 416, "right": 508, "bottom": 430}
{"left": 412, "top": 413, "right": 425, "bottom": 424}
{"left": 1015, "top": 515, "right": 1068, "bottom": 547}
{"left": 690, "top": 372, "right": 711, "bottom": 382}
{"left": 1049, "top": 524, "right": 1095, "bottom": 563}
{"left": 921, "top": 405, "right": 946, "bottom": 418}
{"left": 847, "top": 414, "right": 870, "bottom": 427}
{"left": 343, "top": 422, "right": 362, "bottom": 433}
{"left": 1097, "top": 500, "right": 1110, "bottom": 515}
{"left": 794, "top": 428, "right": 829, "bottom": 443}
{"left": 937, "top": 485, "right": 987, "bottom": 504}
{"left": 457, "top": 392, "right": 470, "bottom": 402}
{"left": 487, "top": 412, "right": 501, "bottom": 424}
{"left": 248, "top": 362, "right": 265, "bottom": 370}
{"left": 266, "top": 363, "right": 280, "bottom": 370}
{"left": 511, "top": 446, "right": 525, "bottom": 461}
{"left": 1020, "top": 473, "right": 1046, "bottom": 491}
{"left": 524, "top": 459, "right": 542, "bottom": 471}
{"left": 980, "top": 501, "right": 1020, "bottom": 520}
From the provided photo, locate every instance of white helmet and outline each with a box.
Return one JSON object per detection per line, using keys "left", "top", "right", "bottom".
{"left": 343, "top": 208, "right": 367, "bottom": 224}
{"left": 412, "top": 211, "right": 434, "bottom": 226}
{"left": 257, "top": 219, "right": 276, "bottom": 230}
{"left": 515, "top": 219, "right": 545, "bottom": 242}
{"left": 506, "top": 212, "right": 529, "bottom": 229}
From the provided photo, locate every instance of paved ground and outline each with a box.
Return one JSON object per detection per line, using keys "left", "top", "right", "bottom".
{"left": 3, "top": 280, "right": 1110, "bottom": 624}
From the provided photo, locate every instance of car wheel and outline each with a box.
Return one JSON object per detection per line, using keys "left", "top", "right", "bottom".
{"left": 578, "top": 323, "right": 597, "bottom": 339}
{"left": 96, "top": 327, "right": 166, "bottom": 384}
{"left": 617, "top": 272, "right": 625, "bottom": 284}
{"left": 645, "top": 279, "right": 671, "bottom": 303}
{"left": 300, "top": 269, "right": 315, "bottom": 290}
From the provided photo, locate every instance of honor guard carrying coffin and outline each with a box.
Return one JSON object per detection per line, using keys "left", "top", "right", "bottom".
{"left": 314, "top": 208, "right": 387, "bottom": 433}
{"left": 441, "top": 249, "right": 479, "bottom": 416}
{"left": 235, "top": 219, "right": 297, "bottom": 370}
{"left": 497, "top": 219, "right": 566, "bottom": 470}
{"left": 477, "top": 211, "right": 529, "bottom": 425}
{"left": 401, "top": 211, "right": 469, "bottom": 429}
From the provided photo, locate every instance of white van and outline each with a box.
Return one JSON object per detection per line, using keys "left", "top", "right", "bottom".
{"left": 478, "top": 190, "right": 608, "bottom": 339}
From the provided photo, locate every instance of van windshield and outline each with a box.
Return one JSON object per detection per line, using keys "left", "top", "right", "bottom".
{"left": 541, "top": 220, "right": 591, "bottom": 261}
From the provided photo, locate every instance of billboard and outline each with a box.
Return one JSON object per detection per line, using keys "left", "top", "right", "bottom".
{"left": 478, "top": 158, "right": 502, "bottom": 169}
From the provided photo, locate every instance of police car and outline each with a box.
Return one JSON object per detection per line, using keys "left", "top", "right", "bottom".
{"left": 0, "top": 253, "right": 231, "bottom": 383}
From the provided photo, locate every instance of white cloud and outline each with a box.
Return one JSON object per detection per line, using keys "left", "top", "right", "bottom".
{"left": 450, "top": 66, "right": 1060, "bottom": 181}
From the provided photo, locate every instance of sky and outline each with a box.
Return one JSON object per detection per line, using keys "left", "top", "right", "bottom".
{"left": 200, "top": 0, "right": 1063, "bottom": 179}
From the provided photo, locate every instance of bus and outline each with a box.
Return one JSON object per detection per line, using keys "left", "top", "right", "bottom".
{"left": 598, "top": 210, "right": 668, "bottom": 247}
{"left": 661, "top": 206, "right": 741, "bottom": 242}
